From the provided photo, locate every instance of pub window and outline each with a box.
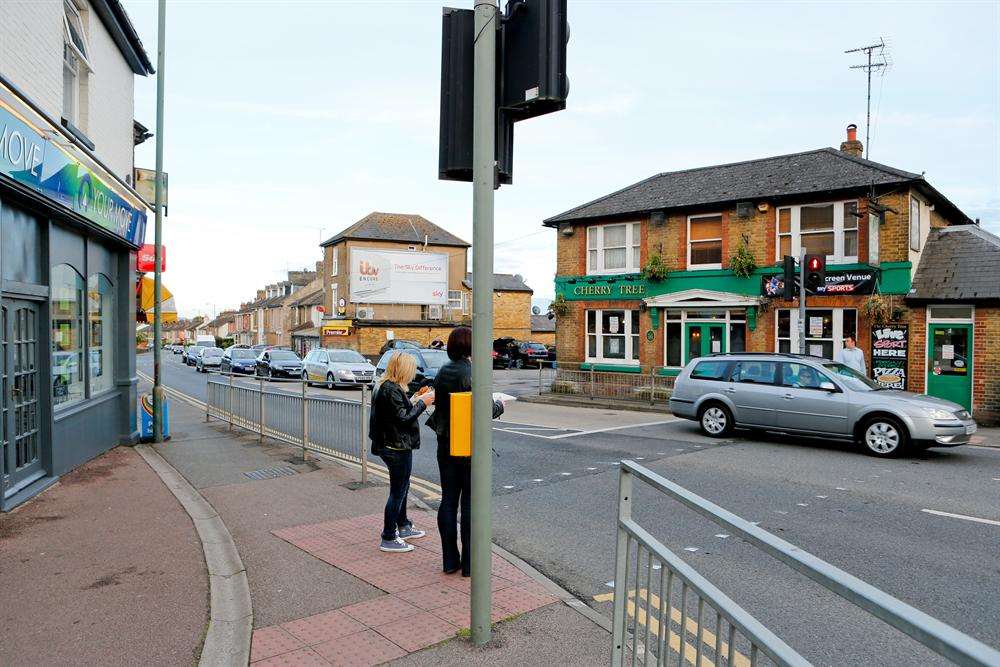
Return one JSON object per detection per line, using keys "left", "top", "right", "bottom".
{"left": 586, "top": 309, "right": 640, "bottom": 364}
{"left": 52, "top": 264, "right": 85, "bottom": 407}
{"left": 775, "top": 309, "right": 856, "bottom": 360}
{"left": 88, "top": 274, "right": 114, "bottom": 395}
{"left": 775, "top": 200, "right": 859, "bottom": 263}
{"left": 586, "top": 223, "right": 641, "bottom": 275}
{"left": 687, "top": 214, "right": 723, "bottom": 269}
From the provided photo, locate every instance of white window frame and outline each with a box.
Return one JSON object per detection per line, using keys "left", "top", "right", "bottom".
{"left": 775, "top": 308, "right": 857, "bottom": 360}
{"left": 687, "top": 214, "right": 724, "bottom": 270}
{"left": 585, "top": 309, "right": 640, "bottom": 365}
{"left": 909, "top": 196, "right": 922, "bottom": 252}
{"left": 774, "top": 200, "right": 859, "bottom": 264}
{"left": 447, "top": 290, "right": 464, "bottom": 311}
{"left": 331, "top": 249, "right": 338, "bottom": 277}
{"left": 586, "top": 222, "right": 641, "bottom": 275}
{"left": 661, "top": 308, "right": 747, "bottom": 369}
{"left": 868, "top": 209, "right": 881, "bottom": 265}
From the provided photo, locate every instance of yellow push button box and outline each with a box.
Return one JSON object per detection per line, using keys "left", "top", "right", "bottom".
{"left": 449, "top": 391, "right": 472, "bottom": 457}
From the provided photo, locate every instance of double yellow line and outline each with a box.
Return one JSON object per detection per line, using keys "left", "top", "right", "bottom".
{"left": 136, "top": 371, "right": 444, "bottom": 502}
{"left": 593, "top": 588, "right": 750, "bottom": 667}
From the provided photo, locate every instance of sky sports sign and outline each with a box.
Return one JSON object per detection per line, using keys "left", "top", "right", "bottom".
{"left": 349, "top": 248, "right": 449, "bottom": 305}
{"left": 761, "top": 268, "right": 878, "bottom": 297}
{"left": 0, "top": 91, "right": 147, "bottom": 247}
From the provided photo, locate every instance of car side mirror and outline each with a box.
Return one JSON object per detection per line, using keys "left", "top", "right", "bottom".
{"left": 820, "top": 381, "right": 837, "bottom": 392}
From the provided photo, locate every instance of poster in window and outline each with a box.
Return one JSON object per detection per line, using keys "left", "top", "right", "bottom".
{"left": 871, "top": 324, "right": 908, "bottom": 390}
{"left": 609, "top": 317, "right": 620, "bottom": 334}
{"left": 809, "top": 317, "right": 824, "bottom": 337}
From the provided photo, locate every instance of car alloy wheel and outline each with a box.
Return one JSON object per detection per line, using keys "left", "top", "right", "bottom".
{"left": 864, "top": 420, "right": 901, "bottom": 455}
{"left": 699, "top": 403, "right": 733, "bottom": 437}
{"left": 326, "top": 373, "right": 335, "bottom": 390}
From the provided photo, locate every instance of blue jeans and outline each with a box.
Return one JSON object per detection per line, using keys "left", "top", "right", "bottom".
{"left": 380, "top": 449, "right": 413, "bottom": 540}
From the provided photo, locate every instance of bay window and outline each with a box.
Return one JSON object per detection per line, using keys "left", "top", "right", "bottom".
{"left": 586, "top": 309, "right": 640, "bottom": 364}
{"left": 687, "top": 214, "right": 723, "bottom": 269}
{"left": 586, "top": 223, "right": 641, "bottom": 274}
{"left": 775, "top": 200, "right": 859, "bottom": 263}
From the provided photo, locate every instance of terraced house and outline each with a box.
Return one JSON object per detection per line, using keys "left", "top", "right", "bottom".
{"left": 546, "top": 126, "right": 998, "bottom": 421}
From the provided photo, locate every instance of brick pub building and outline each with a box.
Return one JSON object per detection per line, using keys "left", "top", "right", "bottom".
{"left": 546, "top": 127, "right": 998, "bottom": 422}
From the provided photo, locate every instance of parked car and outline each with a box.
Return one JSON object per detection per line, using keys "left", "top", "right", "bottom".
{"left": 184, "top": 345, "right": 205, "bottom": 366}
{"left": 196, "top": 347, "right": 224, "bottom": 372}
{"left": 221, "top": 346, "right": 258, "bottom": 374}
{"left": 378, "top": 339, "right": 422, "bottom": 356}
{"left": 668, "top": 352, "right": 977, "bottom": 458}
{"left": 303, "top": 348, "right": 377, "bottom": 389}
{"left": 255, "top": 349, "right": 303, "bottom": 380}
{"left": 172, "top": 345, "right": 184, "bottom": 355}
{"left": 508, "top": 341, "right": 551, "bottom": 369}
{"left": 546, "top": 344, "right": 557, "bottom": 364}
{"left": 375, "top": 348, "right": 449, "bottom": 393}
{"left": 492, "top": 337, "right": 516, "bottom": 369}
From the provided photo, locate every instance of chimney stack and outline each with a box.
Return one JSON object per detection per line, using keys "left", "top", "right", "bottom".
{"left": 840, "top": 123, "right": 863, "bottom": 158}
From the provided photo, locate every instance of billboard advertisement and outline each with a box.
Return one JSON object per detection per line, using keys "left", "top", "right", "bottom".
{"left": 349, "top": 248, "right": 448, "bottom": 305}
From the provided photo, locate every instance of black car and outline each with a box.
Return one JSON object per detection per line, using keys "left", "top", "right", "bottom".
{"left": 255, "top": 349, "right": 303, "bottom": 380}
{"left": 378, "top": 339, "right": 422, "bottom": 356}
{"left": 375, "top": 347, "right": 449, "bottom": 393}
{"left": 221, "top": 346, "right": 258, "bottom": 374}
{"left": 492, "top": 337, "right": 516, "bottom": 369}
{"left": 509, "top": 341, "right": 551, "bottom": 369}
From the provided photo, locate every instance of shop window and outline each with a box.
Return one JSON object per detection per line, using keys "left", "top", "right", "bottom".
{"left": 88, "top": 274, "right": 114, "bottom": 395}
{"left": 586, "top": 223, "right": 641, "bottom": 274}
{"left": 775, "top": 309, "right": 855, "bottom": 360}
{"left": 775, "top": 200, "right": 859, "bottom": 263}
{"left": 729, "top": 322, "right": 746, "bottom": 352}
{"left": 585, "top": 309, "right": 640, "bottom": 364}
{"left": 688, "top": 214, "right": 723, "bottom": 269}
{"left": 52, "top": 264, "right": 85, "bottom": 407}
{"left": 662, "top": 309, "right": 746, "bottom": 367}
{"left": 929, "top": 306, "right": 972, "bottom": 321}
{"left": 664, "top": 322, "right": 682, "bottom": 366}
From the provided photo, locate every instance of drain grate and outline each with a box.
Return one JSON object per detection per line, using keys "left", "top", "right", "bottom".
{"left": 243, "top": 465, "right": 298, "bottom": 481}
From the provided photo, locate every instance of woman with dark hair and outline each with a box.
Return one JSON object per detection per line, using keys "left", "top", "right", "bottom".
{"left": 430, "top": 326, "right": 504, "bottom": 575}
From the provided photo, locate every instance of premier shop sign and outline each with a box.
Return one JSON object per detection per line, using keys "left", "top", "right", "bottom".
{"left": 349, "top": 248, "right": 449, "bottom": 305}
{"left": 0, "top": 88, "right": 147, "bottom": 246}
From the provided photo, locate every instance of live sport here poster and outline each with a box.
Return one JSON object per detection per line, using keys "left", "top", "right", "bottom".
{"left": 349, "top": 248, "right": 449, "bottom": 305}
{"left": 871, "top": 324, "right": 908, "bottom": 390}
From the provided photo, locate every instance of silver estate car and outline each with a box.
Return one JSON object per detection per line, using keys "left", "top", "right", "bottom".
{"left": 669, "top": 353, "right": 977, "bottom": 457}
{"left": 302, "top": 348, "right": 377, "bottom": 389}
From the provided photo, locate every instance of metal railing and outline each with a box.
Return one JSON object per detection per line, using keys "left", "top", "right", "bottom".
{"left": 611, "top": 460, "right": 1000, "bottom": 666}
{"left": 547, "top": 362, "right": 675, "bottom": 405}
{"left": 205, "top": 372, "right": 369, "bottom": 483}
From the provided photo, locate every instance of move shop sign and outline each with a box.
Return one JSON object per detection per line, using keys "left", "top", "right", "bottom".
{"left": 761, "top": 268, "right": 878, "bottom": 297}
{"left": 0, "top": 91, "right": 147, "bottom": 246}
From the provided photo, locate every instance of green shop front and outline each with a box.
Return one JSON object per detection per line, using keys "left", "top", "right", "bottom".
{"left": 1, "top": 81, "right": 146, "bottom": 509}
{"left": 555, "top": 262, "right": 914, "bottom": 379}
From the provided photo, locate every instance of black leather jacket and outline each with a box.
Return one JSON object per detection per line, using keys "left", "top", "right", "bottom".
{"left": 369, "top": 380, "right": 426, "bottom": 455}
{"left": 430, "top": 358, "right": 504, "bottom": 445}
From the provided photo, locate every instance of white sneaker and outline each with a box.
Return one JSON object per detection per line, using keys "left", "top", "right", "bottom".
{"left": 380, "top": 537, "right": 414, "bottom": 553}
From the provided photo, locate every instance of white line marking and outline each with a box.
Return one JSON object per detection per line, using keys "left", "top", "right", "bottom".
{"left": 684, "top": 547, "right": 699, "bottom": 553}
{"left": 605, "top": 581, "right": 615, "bottom": 588}
{"left": 532, "top": 479, "right": 544, "bottom": 483}
{"left": 560, "top": 472, "right": 572, "bottom": 476}
{"left": 586, "top": 467, "right": 597, "bottom": 471}
{"left": 835, "top": 487, "right": 847, "bottom": 491}
{"left": 714, "top": 534, "right": 729, "bottom": 539}
{"left": 492, "top": 427, "right": 557, "bottom": 440}
{"left": 502, "top": 485, "right": 515, "bottom": 489}
{"left": 796, "top": 503, "right": 809, "bottom": 507}
{"left": 546, "top": 419, "right": 680, "bottom": 440}
{"left": 635, "top": 457, "right": 645, "bottom": 460}
{"left": 652, "top": 563, "right": 661, "bottom": 570}
{"left": 992, "top": 478, "right": 1000, "bottom": 481}
{"left": 920, "top": 509, "right": 1000, "bottom": 527}
{"left": 774, "top": 511, "right": 788, "bottom": 515}
{"left": 816, "top": 495, "right": 828, "bottom": 499}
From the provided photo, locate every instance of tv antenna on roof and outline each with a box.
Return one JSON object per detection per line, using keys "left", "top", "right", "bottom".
{"left": 845, "top": 38, "right": 890, "bottom": 159}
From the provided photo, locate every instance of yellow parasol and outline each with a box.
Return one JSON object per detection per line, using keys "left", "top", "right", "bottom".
{"left": 137, "top": 275, "right": 178, "bottom": 323}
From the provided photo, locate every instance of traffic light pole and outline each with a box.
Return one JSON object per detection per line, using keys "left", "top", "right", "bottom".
{"left": 152, "top": 0, "right": 166, "bottom": 443}
{"left": 469, "top": 0, "right": 497, "bottom": 647}
{"left": 798, "top": 249, "right": 806, "bottom": 354}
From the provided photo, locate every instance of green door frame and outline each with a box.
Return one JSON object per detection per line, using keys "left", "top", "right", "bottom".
{"left": 926, "top": 323, "right": 973, "bottom": 411}
{"left": 685, "top": 322, "right": 725, "bottom": 363}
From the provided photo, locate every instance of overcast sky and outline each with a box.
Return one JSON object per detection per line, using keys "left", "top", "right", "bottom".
{"left": 126, "top": 0, "right": 999, "bottom": 318}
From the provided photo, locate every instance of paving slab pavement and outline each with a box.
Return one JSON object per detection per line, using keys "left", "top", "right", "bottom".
{"left": 0, "top": 447, "right": 208, "bottom": 666}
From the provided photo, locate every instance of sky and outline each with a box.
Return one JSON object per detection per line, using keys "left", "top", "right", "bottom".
{"left": 124, "top": 0, "right": 1000, "bottom": 319}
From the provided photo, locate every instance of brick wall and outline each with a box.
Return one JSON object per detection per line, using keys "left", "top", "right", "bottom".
{"left": 907, "top": 307, "right": 927, "bottom": 395}
{"left": 556, "top": 227, "right": 585, "bottom": 275}
{"left": 972, "top": 307, "right": 1000, "bottom": 424}
{"left": 493, "top": 291, "right": 531, "bottom": 339}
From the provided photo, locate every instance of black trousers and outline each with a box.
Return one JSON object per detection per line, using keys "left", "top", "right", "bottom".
{"left": 379, "top": 449, "right": 412, "bottom": 540}
{"left": 436, "top": 444, "right": 471, "bottom": 574}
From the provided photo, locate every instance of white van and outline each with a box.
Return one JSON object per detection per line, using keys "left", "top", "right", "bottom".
{"left": 195, "top": 334, "right": 216, "bottom": 347}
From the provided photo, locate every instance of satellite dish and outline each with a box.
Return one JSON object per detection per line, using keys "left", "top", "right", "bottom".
{"left": 531, "top": 306, "right": 541, "bottom": 315}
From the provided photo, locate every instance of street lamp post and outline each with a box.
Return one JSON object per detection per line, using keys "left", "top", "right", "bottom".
{"left": 152, "top": 0, "right": 166, "bottom": 442}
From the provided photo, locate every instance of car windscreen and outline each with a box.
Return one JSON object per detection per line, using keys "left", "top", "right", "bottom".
{"left": 330, "top": 350, "right": 366, "bottom": 363}
{"left": 204, "top": 348, "right": 223, "bottom": 357}
{"left": 822, "top": 362, "right": 883, "bottom": 391}
{"left": 525, "top": 343, "right": 547, "bottom": 351}
{"left": 269, "top": 351, "right": 299, "bottom": 361}
{"left": 231, "top": 349, "right": 256, "bottom": 359}
{"left": 188, "top": 346, "right": 204, "bottom": 354}
{"left": 420, "top": 350, "right": 448, "bottom": 369}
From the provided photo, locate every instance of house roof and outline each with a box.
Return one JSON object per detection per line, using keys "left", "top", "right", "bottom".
{"left": 543, "top": 148, "right": 971, "bottom": 226}
{"left": 93, "top": 0, "right": 155, "bottom": 75}
{"left": 292, "top": 290, "right": 324, "bottom": 307}
{"left": 531, "top": 314, "right": 556, "bottom": 332}
{"left": 321, "top": 212, "right": 470, "bottom": 248}
{"left": 289, "top": 322, "right": 319, "bottom": 335}
{"left": 463, "top": 273, "right": 533, "bottom": 293}
{"left": 205, "top": 313, "right": 235, "bottom": 329}
{"left": 908, "top": 225, "right": 1000, "bottom": 303}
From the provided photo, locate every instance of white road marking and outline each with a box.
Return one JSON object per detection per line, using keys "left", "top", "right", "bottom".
{"left": 586, "top": 467, "right": 597, "bottom": 471}
{"left": 546, "top": 419, "right": 680, "bottom": 440}
{"left": 652, "top": 564, "right": 662, "bottom": 570}
{"left": 774, "top": 510, "right": 788, "bottom": 515}
{"left": 992, "top": 478, "right": 1000, "bottom": 481}
{"left": 816, "top": 495, "right": 828, "bottom": 499}
{"left": 683, "top": 547, "right": 699, "bottom": 553}
{"left": 835, "top": 487, "right": 847, "bottom": 491}
{"left": 560, "top": 472, "right": 572, "bottom": 476}
{"left": 532, "top": 478, "right": 544, "bottom": 483}
{"left": 714, "top": 534, "right": 729, "bottom": 539}
{"left": 920, "top": 509, "right": 1000, "bottom": 527}
{"left": 605, "top": 581, "right": 615, "bottom": 588}
{"left": 635, "top": 457, "right": 645, "bottom": 460}
{"left": 502, "top": 485, "right": 515, "bottom": 489}
{"left": 750, "top": 521, "right": 760, "bottom": 526}
{"left": 796, "top": 503, "right": 809, "bottom": 507}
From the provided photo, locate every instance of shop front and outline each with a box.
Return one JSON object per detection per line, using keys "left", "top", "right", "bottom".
{"left": 1, "top": 84, "right": 146, "bottom": 509}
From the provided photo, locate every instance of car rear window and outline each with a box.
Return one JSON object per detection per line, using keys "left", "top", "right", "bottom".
{"left": 690, "top": 360, "right": 730, "bottom": 380}
{"left": 232, "top": 349, "right": 256, "bottom": 359}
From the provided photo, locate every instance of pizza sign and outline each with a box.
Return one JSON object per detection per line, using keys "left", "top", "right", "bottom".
{"left": 871, "top": 324, "right": 908, "bottom": 390}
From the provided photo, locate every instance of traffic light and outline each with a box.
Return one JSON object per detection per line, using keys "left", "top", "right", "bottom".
{"left": 500, "top": 0, "right": 569, "bottom": 121}
{"left": 782, "top": 255, "right": 796, "bottom": 299}
{"left": 805, "top": 254, "right": 826, "bottom": 292}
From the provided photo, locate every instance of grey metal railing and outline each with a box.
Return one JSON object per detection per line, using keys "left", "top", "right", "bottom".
{"left": 205, "top": 374, "right": 369, "bottom": 483}
{"left": 548, "top": 362, "right": 674, "bottom": 405}
{"left": 611, "top": 460, "right": 1000, "bottom": 666}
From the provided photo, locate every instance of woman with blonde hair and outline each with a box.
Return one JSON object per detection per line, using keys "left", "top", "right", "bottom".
{"left": 369, "top": 351, "right": 434, "bottom": 552}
